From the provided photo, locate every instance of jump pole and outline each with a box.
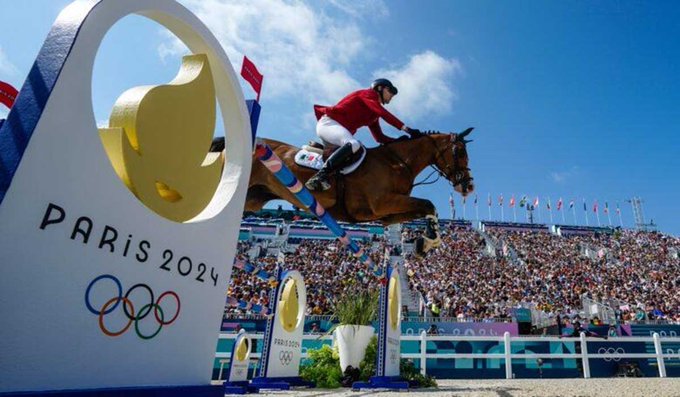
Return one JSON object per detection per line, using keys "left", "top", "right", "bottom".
{"left": 254, "top": 139, "right": 408, "bottom": 390}
{"left": 254, "top": 139, "right": 383, "bottom": 278}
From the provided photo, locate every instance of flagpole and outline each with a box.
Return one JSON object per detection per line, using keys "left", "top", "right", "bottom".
{"left": 475, "top": 202, "right": 479, "bottom": 222}
{"left": 607, "top": 210, "right": 612, "bottom": 226}
{"left": 617, "top": 207, "right": 623, "bottom": 228}
{"left": 572, "top": 205, "right": 576, "bottom": 225}
{"left": 501, "top": 203, "right": 504, "bottom": 222}
{"left": 584, "top": 200, "right": 589, "bottom": 226}
{"left": 463, "top": 200, "right": 466, "bottom": 220}
{"left": 548, "top": 198, "right": 553, "bottom": 224}
{"left": 596, "top": 211, "right": 601, "bottom": 227}
{"left": 487, "top": 194, "right": 491, "bottom": 220}
{"left": 450, "top": 195, "right": 454, "bottom": 220}
{"left": 513, "top": 206, "right": 517, "bottom": 223}
{"left": 561, "top": 205, "right": 566, "bottom": 224}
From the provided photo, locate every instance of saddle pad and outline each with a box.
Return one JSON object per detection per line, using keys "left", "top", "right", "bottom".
{"left": 294, "top": 149, "right": 324, "bottom": 170}
{"left": 294, "top": 147, "right": 366, "bottom": 175}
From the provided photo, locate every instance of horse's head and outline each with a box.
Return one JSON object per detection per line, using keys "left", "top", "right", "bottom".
{"left": 427, "top": 128, "right": 475, "bottom": 197}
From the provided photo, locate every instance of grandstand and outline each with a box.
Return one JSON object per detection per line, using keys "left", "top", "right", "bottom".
{"left": 226, "top": 210, "right": 680, "bottom": 330}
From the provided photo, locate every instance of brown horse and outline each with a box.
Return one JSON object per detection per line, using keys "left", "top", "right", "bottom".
{"left": 242, "top": 129, "right": 475, "bottom": 253}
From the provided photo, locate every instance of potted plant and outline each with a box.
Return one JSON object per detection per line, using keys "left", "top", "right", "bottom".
{"left": 331, "top": 289, "right": 379, "bottom": 373}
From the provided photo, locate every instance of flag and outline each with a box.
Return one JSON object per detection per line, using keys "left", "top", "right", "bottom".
{"left": 463, "top": 195, "right": 467, "bottom": 204}
{"left": 510, "top": 195, "right": 516, "bottom": 208}
{"left": 241, "top": 56, "right": 264, "bottom": 101}
{"left": 498, "top": 194, "right": 504, "bottom": 206}
{"left": 557, "top": 198, "right": 563, "bottom": 211}
{"left": 487, "top": 194, "right": 492, "bottom": 207}
{"left": 533, "top": 197, "right": 539, "bottom": 208}
{"left": 0, "top": 80, "right": 18, "bottom": 109}
{"left": 474, "top": 194, "right": 478, "bottom": 206}
{"left": 547, "top": 199, "right": 551, "bottom": 210}
{"left": 449, "top": 193, "right": 454, "bottom": 208}
{"left": 604, "top": 202, "right": 609, "bottom": 214}
{"left": 583, "top": 199, "right": 587, "bottom": 211}
{"left": 519, "top": 196, "right": 527, "bottom": 207}
{"left": 569, "top": 199, "right": 575, "bottom": 209}
{"left": 593, "top": 201, "right": 598, "bottom": 213}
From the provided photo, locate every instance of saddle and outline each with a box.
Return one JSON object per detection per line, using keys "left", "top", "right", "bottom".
{"left": 294, "top": 141, "right": 366, "bottom": 175}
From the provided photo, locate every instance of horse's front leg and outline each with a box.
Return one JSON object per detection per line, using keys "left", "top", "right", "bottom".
{"left": 371, "top": 195, "right": 441, "bottom": 255}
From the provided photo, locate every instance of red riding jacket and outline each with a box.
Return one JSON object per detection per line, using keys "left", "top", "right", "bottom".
{"left": 314, "top": 88, "right": 404, "bottom": 144}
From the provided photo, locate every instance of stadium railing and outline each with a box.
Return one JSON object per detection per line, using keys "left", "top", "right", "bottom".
{"left": 214, "top": 331, "right": 679, "bottom": 381}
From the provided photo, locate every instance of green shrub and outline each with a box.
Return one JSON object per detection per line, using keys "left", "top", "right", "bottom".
{"left": 331, "top": 289, "right": 379, "bottom": 326}
{"left": 299, "top": 344, "right": 342, "bottom": 388}
{"left": 300, "top": 336, "right": 437, "bottom": 389}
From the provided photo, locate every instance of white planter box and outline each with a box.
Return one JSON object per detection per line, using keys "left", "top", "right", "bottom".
{"left": 334, "top": 325, "right": 374, "bottom": 372}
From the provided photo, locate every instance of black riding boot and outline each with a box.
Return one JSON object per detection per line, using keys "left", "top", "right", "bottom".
{"left": 305, "top": 143, "right": 354, "bottom": 191}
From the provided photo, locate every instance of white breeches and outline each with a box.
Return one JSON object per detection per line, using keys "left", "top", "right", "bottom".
{"left": 316, "top": 115, "right": 361, "bottom": 153}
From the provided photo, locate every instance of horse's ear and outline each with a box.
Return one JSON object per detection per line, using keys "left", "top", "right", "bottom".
{"left": 458, "top": 127, "right": 474, "bottom": 139}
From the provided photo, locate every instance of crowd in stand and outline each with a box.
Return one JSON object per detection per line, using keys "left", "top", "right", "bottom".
{"left": 226, "top": 239, "right": 383, "bottom": 316}
{"left": 227, "top": 220, "right": 680, "bottom": 325}
{"left": 404, "top": 226, "right": 679, "bottom": 323}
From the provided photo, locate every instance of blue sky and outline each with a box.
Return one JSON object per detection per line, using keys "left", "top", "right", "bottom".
{"left": 1, "top": 1, "right": 678, "bottom": 235}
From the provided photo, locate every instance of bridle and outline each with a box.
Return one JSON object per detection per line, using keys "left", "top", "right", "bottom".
{"left": 413, "top": 133, "right": 473, "bottom": 193}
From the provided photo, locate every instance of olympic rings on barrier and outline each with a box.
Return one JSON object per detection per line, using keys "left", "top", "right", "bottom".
{"left": 279, "top": 350, "right": 294, "bottom": 366}
{"left": 85, "top": 274, "right": 180, "bottom": 339}
{"left": 597, "top": 347, "right": 625, "bottom": 362}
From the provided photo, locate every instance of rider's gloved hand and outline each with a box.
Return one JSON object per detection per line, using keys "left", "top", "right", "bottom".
{"left": 403, "top": 126, "right": 423, "bottom": 137}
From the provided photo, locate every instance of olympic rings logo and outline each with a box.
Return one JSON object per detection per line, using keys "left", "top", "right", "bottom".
{"left": 279, "top": 350, "right": 294, "bottom": 366}
{"left": 597, "top": 347, "right": 625, "bottom": 362}
{"left": 85, "top": 274, "right": 181, "bottom": 339}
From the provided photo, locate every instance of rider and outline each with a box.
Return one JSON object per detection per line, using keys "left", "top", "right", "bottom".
{"left": 305, "top": 78, "right": 421, "bottom": 191}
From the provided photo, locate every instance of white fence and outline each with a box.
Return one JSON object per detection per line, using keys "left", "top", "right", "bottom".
{"left": 215, "top": 332, "right": 680, "bottom": 381}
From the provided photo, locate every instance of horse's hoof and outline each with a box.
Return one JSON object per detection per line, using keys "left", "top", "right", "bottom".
{"left": 305, "top": 177, "right": 331, "bottom": 191}
{"left": 414, "top": 237, "right": 425, "bottom": 257}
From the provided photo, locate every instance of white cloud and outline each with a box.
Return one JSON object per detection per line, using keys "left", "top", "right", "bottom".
{"left": 0, "top": 46, "right": 19, "bottom": 77}
{"left": 374, "top": 51, "right": 462, "bottom": 122}
{"left": 551, "top": 166, "right": 580, "bottom": 183}
{"left": 326, "top": 0, "right": 389, "bottom": 19}
{"left": 172, "top": 0, "right": 364, "bottom": 104}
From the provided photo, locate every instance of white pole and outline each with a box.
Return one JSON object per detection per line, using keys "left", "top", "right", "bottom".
{"left": 596, "top": 211, "right": 601, "bottom": 227}
{"left": 548, "top": 198, "right": 553, "bottom": 224}
{"left": 572, "top": 206, "right": 577, "bottom": 225}
{"left": 463, "top": 201, "right": 466, "bottom": 220}
{"left": 561, "top": 206, "right": 566, "bottom": 224}
{"left": 607, "top": 210, "right": 612, "bottom": 226}
{"left": 513, "top": 206, "right": 517, "bottom": 223}
{"left": 501, "top": 205, "right": 504, "bottom": 222}
{"left": 580, "top": 332, "right": 591, "bottom": 379}
{"left": 420, "top": 330, "right": 427, "bottom": 376}
{"left": 653, "top": 332, "right": 666, "bottom": 378}
{"left": 618, "top": 209, "right": 623, "bottom": 228}
{"left": 504, "top": 332, "right": 512, "bottom": 379}
{"left": 584, "top": 202, "right": 589, "bottom": 226}
{"left": 488, "top": 195, "right": 491, "bottom": 220}
{"left": 475, "top": 204, "right": 479, "bottom": 222}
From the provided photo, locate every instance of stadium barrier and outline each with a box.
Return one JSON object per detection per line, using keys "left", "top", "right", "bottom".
{"left": 215, "top": 332, "right": 680, "bottom": 381}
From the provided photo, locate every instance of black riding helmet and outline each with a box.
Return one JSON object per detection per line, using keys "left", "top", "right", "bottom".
{"left": 371, "top": 78, "right": 398, "bottom": 95}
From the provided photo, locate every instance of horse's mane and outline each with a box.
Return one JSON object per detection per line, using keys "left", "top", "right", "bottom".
{"left": 383, "top": 131, "right": 445, "bottom": 146}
